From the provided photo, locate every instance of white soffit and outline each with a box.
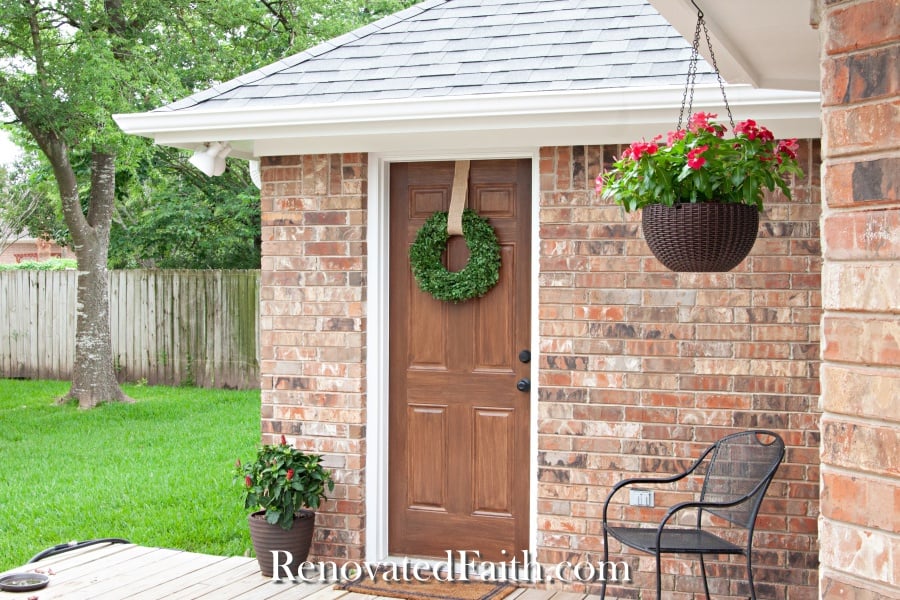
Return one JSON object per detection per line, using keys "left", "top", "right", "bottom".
{"left": 648, "top": 0, "right": 821, "bottom": 92}
{"left": 114, "top": 85, "right": 821, "bottom": 158}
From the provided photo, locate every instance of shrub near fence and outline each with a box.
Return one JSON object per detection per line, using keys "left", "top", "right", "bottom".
{"left": 0, "top": 270, "right": 260, "bottom": 389}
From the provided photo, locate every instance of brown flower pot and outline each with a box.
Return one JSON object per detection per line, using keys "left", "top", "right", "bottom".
{"left": 248, "top": 509, "right": 315, "bottom": 578}
{"left": 641, "top": 202, "right": 759, "bottom": 272}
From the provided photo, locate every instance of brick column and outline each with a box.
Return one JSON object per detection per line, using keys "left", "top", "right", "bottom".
{"left": 819, "top": 1, "right": 900, "bottom": 597}
{"left": 258, "top": 153, "right": 368, "bottom": 562}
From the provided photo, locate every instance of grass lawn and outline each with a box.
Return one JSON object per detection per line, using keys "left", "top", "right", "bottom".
{"left": 0, "top": 379, "right": 260, "bottom": 572}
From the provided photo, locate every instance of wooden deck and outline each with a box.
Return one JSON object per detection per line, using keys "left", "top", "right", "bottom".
{"left": 0, "top": 543, "right": 606, "bottom": 600}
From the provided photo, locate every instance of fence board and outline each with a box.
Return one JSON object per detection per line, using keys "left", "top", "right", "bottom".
{"left": 0, "top": 270, "right": 259, "bottom": 389}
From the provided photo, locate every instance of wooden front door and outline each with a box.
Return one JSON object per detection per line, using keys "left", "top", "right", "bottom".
{"left": 388, "top": 159, "right": 531, "bottom": 561}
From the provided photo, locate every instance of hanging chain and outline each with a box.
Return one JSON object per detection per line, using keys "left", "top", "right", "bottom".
{"left": 702, "top": 16, "right": 734, "bottom": 128}
{"left": 677, "top": 2, "right": 734, "bottom": 130}
{"left": 677, "top": 9, "right": 703, "bottom": 131}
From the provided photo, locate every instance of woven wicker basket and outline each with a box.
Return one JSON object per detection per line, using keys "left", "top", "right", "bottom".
{"left": 641, "top": 203, "right": 759, "bottom": 272}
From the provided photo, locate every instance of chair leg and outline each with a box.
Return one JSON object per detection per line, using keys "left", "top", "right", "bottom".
{"left": 746, "top": 552, "right": 757, "bottom": 600}
{"left": 600, "top": 527, "right": 609, "bottom": 600}
{"left": 699, "top": 554, "right": 711, "bottom": 600}
{"left": 655, "top": 549, "right": 661, "bottom": 600}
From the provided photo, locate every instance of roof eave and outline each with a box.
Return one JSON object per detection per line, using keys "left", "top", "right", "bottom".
{"left": 648, "top": 0, "right": 821, "bottom": 93}
{"left": 113, "top": 85, "right": 821, "bottom": 157}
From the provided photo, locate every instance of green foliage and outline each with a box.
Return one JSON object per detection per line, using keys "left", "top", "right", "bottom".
{"left": 409, "top": 209, "right": 502, "bottom": 303}
{"left": 109, "top": 150, "right": 261, "bottom": 269}
{"left": 1, "top": 0, "right": 419, "bottom": 270}
{"left": 0, "top": 258, "right": 76, "bottom": 271}
{"left": 235, "top": 436, "right": 335, "bottom": 530}
{"left": 598, "top": 113, "right": 804, "bottom": 212}
{"left": 0, "top": 379, "right": 261, "bottom": 572}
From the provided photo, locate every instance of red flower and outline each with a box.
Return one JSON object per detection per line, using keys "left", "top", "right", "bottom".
{"left": 734, "top": 119, "right": 772, "bottom": 142}
{"left": 245, "top": 475, "right": 253, "bottom": 488}
{"left": 667, "top": 129, "right": 686, "bottom": 145}
{"left": 689, "top": 112, "right": 717, "bottom": 133}
{"left": 286, "top": 469, "right": 295, "bottom": 481}
{"left": 686, "top": 145, "right": 709, "bottom": 170}
{"left": 280, "top": 435, "right": 287, "bottom": 445}
{"left": 594, "top": 174, "right": 604, "bottom": 194}
{"left": 776, "top": 138, "right": 799, "bottom": 161}
{"left": 626, "top": 140, "right": 659, "bottom": 160}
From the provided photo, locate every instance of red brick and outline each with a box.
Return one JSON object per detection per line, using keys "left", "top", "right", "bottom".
{"left": 822, "top": 209, "right": 900, "bottom": 258}
{"left": 821, "top": 417, "right": 900, "bottom": 477}
{"left": 821, "top": 364, "right": 900, "bottom": 422}
{"left": 823, "top": 101, "right": 900, "bottom": 157}
{"left": 821, "top": 470, "right": 900, "bottom": 531}
{"left": 823, "top": 315, "right": 900, "bottom": 366}
{"left": 825, "top": 0, "right": 900, "bottom": 55}
{"left": 820, "top": 576, "right": 893, "bottom": 600}
{"left": 822, "top": 46, "right": 900, "bottom": 107}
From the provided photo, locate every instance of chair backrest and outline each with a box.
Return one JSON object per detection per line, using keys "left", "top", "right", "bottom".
{"left": 699, "top": 430, "right": 785, "bottom": 529}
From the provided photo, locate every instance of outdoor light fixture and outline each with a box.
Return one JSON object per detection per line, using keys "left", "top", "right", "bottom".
{"left": 188, "top": 142, "right": 231, "bottom": 176}
{"left": 249, "top": 159, "right": 261, "bottom": 188}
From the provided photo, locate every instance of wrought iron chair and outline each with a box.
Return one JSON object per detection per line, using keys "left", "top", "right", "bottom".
{"left": 600, "top": 430, "right": 785, "bottom": 600}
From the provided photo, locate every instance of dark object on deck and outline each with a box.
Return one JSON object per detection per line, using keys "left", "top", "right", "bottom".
{"left": 0, "top": 572, "right": 50, "bottom": 592}
{"left": 600, "top": 430, "right": 785, "bottom": 600}
{"left": 27, "top": 538, "right": 130, "bottom": 564}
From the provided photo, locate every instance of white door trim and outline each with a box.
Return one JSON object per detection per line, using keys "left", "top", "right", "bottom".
{"left": 365, "top": 149, "right": 541, "bottom": 562}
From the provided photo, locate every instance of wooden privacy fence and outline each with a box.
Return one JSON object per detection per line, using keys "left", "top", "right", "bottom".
{"left": 0, "top": 270, "right": 260, "bottom": 389}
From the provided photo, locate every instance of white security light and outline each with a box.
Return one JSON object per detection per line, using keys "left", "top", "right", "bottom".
{"left": 188, "top": 142, "right": 232, "bottom": 176}
{"left": 249, "top": 159, "right": 261, "bottom": 189}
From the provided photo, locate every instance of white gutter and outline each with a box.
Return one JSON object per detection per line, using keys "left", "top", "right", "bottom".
{"left": 114, "top": 84, "right": 821, "bottom": 157}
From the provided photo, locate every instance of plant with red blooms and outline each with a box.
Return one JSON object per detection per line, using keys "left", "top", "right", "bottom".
{"left": 596, "top": 113, "right": 803, "bottom": 212}
{"left": 234, "top": 435, "right": 334, "bottom": 530}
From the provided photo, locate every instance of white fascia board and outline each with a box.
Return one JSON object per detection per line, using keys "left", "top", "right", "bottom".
{"left": 113, "top": 85, "right": 821, "bottom": 157}
{"left": 648, "top": 0, "right": 821, "bottom": 93}
{"left": 649, "top": 0, "right": 760, "bottom": 87}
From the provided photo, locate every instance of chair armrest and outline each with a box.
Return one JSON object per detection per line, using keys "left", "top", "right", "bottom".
{"left": 602, "top": 444, "right": 717, "bottom": 524}
{"left": 656, "top": 493, "right": 759, "bottom": 536}
{"left": 660, "top": 466, "right": 778, "bottom": 525}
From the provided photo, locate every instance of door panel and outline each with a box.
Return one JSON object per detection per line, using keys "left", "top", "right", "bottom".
{"left": 407, "top": 404, "right": 448, "bottom": 509}
{"left": 388, "top": 159, "right": 531, "bottom": 561}
{"left": 472, "top": 408, "right": 515, "bottom": 515}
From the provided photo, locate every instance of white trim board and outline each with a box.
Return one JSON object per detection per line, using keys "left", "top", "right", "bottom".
{"left": 115, "top": 85, "right": 821, "bottom": 158}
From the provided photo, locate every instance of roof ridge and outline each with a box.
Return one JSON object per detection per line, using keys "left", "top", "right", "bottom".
{"left": 157, "top": 0, "right": 453, "bottom": 112}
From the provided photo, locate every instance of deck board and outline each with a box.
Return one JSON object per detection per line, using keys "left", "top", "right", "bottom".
{"left": 0, "top": 543, "right": 606, "bottom": 599}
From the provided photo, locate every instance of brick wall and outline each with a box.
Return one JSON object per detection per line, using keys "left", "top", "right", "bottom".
{"left": 258, "top": 141, "right": 823, "bottom": 597}
{"left": 0, "top": 237, "right": 73, "bottom": 265}
{"left": 536, "top": 142, "right": 822, "bottom": 599}
{"left": 819, "top": 0, "right": 900, "bottom": 597}
{"left": 258, "top": 153, "right": 368, "bottom": 561}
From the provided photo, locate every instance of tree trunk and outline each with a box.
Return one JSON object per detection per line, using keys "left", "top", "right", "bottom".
{"left": 67, "top": 230, "right": 129, "bottom": 408}
{"left": 48, "top": 146, "right": 130, "bottom": 408}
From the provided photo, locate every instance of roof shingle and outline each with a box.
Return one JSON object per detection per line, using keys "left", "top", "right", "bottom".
{"left": 157, "top": 0, "right": 716, "bottom": 113}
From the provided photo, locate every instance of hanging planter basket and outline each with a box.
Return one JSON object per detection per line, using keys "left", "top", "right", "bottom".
{"left": 641, "top": 203, "right": 759, "bottom": 272}
{"left": 595, "top": 1, "right": 802, "bottom": 273}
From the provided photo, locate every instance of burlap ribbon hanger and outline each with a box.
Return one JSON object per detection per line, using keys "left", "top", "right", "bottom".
{"left": 447, "top": 160, "right": 470, "bottom": 236}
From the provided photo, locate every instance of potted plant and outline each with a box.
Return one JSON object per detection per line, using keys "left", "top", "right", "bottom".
{"left": 595, "top": 112, "right": 803, "bottom": 271}
{"left": 235, "top": 435, "right": 334, "bottom": 577}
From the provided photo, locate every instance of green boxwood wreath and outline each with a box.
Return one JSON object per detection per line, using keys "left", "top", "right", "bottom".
{"left": 409, "top": 209, "right": 501, "bottom": 303}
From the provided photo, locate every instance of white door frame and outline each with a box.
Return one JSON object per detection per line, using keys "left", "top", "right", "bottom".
{"left": 365, "top": 149, "right": 541, "bottom": 562}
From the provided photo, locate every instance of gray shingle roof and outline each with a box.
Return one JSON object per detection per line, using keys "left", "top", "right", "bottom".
{"left": 157, "top": 0, "right": 717, "bottom": 113}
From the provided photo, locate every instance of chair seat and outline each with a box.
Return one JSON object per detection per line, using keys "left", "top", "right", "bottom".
{"left": 607, "top": 526, "right": 744, "bottom": 555}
